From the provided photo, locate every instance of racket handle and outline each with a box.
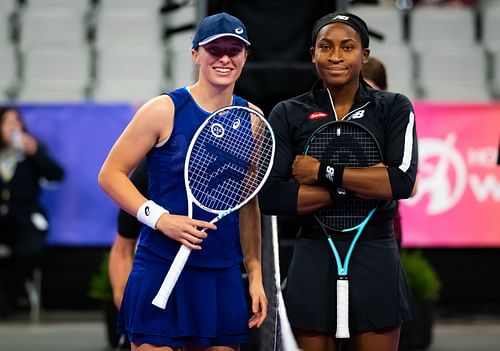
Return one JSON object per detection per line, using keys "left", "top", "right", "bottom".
{"left": 336, "top": 279, "right": 350, "bottom": 338}
{"left": 151, "top": 245, "right": 192, "bottom": 309}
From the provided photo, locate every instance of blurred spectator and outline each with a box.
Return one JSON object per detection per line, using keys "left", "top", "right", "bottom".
{"left": 0, "top": 106, "right": 64, "bottom": 317}
{"left": 362, "top": 56, "right": 388, "bottom": 91}
{"left": 362, "top": 57, "right": 403, "bottom": 246}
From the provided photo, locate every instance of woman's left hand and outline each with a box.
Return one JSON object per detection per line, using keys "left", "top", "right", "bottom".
{"left": 247, "top": 280, "right": 267, "bottom": 328}
{"left": 292, "top": 155, "right": 320, "bottom": 185}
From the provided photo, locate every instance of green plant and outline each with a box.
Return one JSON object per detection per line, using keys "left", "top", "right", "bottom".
{"left": 401, "top": 250, "right": 441, "bottom": 301}
{"left": 88, "top": 253, "right": 113, "bottom": 301}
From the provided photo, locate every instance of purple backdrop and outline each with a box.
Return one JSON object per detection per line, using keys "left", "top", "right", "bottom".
{"left": 20, "top": 104, "right": 135, "bottom": 246}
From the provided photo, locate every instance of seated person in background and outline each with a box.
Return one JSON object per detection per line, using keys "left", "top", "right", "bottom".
{"left": 0, "top": 106, "right": 64, "bottom": 317}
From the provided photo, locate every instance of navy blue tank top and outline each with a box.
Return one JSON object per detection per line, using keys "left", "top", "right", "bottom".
{"left": 137, "top": 87, "right": 248, "bottom": 268}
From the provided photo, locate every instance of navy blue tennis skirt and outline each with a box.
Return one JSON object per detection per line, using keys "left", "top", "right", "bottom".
{"left": 118, "top": 248, "right": 249, "bottom": 347}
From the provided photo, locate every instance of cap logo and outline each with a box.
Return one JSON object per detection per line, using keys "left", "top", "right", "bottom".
{"left": 333, "top": 15, "right": 350, "bottom": 21}
{"left": 235, "top": 27, "right": 244, "bottom": 34}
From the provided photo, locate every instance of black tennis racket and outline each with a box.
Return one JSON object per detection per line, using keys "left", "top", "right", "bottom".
{"left": 304, "top": 120, "right": 382, "bottom": 338}
{"left": 152, "top": 105, "right": 275, "bottom": 309}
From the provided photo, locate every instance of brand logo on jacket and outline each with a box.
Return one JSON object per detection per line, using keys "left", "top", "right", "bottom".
{"left": 351, "top": 110, "right": 365, "bottom": 119}
{"left": 308, "top": 111, "right": 328, "bottom": 120}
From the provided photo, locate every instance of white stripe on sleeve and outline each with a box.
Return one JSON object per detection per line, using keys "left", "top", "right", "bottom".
{"left": 398, "top": 111, "right": 414, "bottom": 173}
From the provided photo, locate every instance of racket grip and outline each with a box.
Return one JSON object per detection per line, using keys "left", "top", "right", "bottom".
{"left": 151, "top": 245, "right": 192, "bottom": 309}
{"left": 336, "top": 279, "right": 350, "bottom": 338}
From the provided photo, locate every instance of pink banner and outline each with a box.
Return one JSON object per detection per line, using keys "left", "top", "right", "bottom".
{"left": 400, "top": 103, "right": 500, "bottom": 248}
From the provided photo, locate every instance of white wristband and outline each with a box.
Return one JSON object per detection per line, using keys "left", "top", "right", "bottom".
{"left": 136, "top": 200, "right": 169, "bottom": 229}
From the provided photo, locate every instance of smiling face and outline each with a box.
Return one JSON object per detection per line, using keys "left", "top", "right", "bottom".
{"left": 311, "top": 22, "right": 369, "bottom": 92}
{"left": 193, "top": 37, "right": 248, "bottom": 88}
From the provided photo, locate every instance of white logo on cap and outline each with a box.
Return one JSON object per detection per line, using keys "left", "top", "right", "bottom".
{"left": 235, "top": 27, "right": 244, "bottom": 34}
{"left": 333, "top": 15, "right": 350, "bottom": 21}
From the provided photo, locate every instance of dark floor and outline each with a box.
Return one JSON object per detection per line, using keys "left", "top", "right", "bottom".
{"left": 0, "top": 310, "right": 499, "bottom": 351}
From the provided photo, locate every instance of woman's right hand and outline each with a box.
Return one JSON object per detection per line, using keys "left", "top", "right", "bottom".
{"left": 155, "top": 214, "right": 217, "bottom": 250}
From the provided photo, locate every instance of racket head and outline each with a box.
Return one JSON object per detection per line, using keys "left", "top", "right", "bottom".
{"left": 185, "top": 105, "right": 275, "bottom": 214}
{"left": 304, "top": 120, "right": 383, "bottom": 231}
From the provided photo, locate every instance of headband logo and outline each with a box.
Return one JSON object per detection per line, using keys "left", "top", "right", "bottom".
{"left": 235, "top": 27, "right": 244, "bottom": 34}
{"left": 333, "top": 15, "right": 350, "bottom": 21}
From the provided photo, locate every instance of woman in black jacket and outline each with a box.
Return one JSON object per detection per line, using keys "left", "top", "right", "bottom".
{"left": 259, "top": 12, "right": 418, "bottom": 351}
{"left": 0, "top": 106, "right": 64, "bottom": 316}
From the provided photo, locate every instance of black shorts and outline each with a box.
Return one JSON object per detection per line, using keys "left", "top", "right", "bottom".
{"left": 283, "top": 237, "right": 414, "bottom": 334}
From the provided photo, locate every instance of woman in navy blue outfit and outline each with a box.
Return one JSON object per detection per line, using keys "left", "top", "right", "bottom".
{"left": 99, "top": 13, "right": 267, "bottom": 351}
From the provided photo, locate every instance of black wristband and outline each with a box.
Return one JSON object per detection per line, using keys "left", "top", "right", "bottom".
{"left": 317, "top": 161, "right": 344, "bottom": 189}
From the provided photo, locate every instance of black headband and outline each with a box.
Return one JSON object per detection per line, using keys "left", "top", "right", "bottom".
{"left": 311, "top": 12, "right": 370, "bottom": 49}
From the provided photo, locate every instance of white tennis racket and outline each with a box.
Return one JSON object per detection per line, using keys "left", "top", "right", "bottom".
{"left": 152, "top": 105, "right": 275, "bottom": 309}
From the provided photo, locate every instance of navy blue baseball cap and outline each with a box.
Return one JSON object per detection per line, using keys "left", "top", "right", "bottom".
{"left": 192, "top": 12, "right": 251, "bottom": 49}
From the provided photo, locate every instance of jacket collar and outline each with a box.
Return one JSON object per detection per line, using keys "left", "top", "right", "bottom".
{"left": 311, "top": 79, "right": 374, "bottom": 107}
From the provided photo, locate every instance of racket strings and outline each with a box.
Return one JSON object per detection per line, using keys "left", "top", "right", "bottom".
{"left": 306, "top": 123, "right": 382, "bottom": 230}
{"left": 188, "top": 108, "right": 274, "bottom": 212}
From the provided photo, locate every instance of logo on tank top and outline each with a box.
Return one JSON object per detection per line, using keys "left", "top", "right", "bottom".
{"left": 308, "top": 111, "right": 328, "bottom": 120}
